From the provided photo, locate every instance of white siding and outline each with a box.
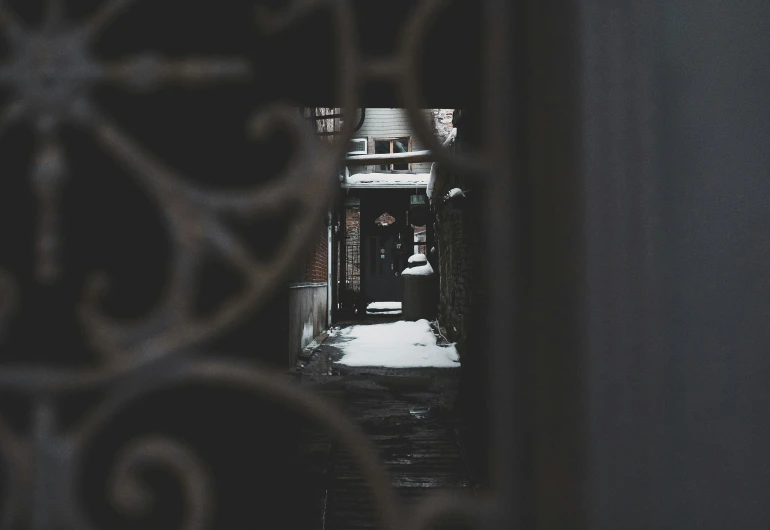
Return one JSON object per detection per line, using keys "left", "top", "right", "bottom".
{"left": 350, "top": 108, "right": 434, "bottom": 174}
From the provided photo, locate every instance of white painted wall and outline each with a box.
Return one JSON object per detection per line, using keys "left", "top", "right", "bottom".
{"left": 350, "top": 108, "right": 434, "bottom": 174}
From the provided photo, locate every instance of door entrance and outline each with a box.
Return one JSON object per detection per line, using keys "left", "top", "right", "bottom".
{"left": 364, "top": 229, "right": 403, "bottom": 302}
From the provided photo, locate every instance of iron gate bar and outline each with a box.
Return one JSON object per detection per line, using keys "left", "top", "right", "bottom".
{"left": 0, "top": 0, "right": 508, "bottom": 528}
{"left": 482, "top": 0, "right": 516, "bottom": 525}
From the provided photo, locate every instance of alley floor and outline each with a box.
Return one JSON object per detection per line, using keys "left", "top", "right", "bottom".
{"left": 297, "top": 318, "right": 475, "bottom": 529}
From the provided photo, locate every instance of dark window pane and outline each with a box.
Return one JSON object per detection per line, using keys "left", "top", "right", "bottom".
{"left": 348, "top": 139, "right": 365, "bottom": 153}
{"left": 374, "top": 140, "right": 391, "bottom": 154}
{"left": 393, "top": 163, "right": 409, "bottom": 170}
{"left": 393, "top": 139, "right": 409, "bottom": 153}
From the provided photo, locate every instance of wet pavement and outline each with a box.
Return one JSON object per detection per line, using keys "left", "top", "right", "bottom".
{"left": 298, "top": 318, "right": 475, "bottom": 529}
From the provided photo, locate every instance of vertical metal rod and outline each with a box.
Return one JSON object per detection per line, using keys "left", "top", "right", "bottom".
{"left": 482, "top": 0, "right": 516, "bottom": 522}
{"left": 31, "top": 397, "right": 56, "bottom": 530}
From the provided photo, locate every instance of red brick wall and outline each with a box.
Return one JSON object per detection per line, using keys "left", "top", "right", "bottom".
{"left": 345, "top": 206, "right": 361, "bottom": 291}
{"left": 295, "top": 229, "right": 328, "bottom": 283}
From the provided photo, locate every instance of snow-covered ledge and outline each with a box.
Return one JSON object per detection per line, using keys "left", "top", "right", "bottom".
{"left": 345, "top": 150, "right": 433, "bottom": 166}
{"left": 341, "top": 172, "right": 431, "bottom": 189}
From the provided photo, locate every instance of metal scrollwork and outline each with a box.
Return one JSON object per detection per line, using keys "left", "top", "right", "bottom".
{"left": 0, "top": 0, "right": 504, "bottom": 527}
{"left": 105, "top": 436, "right": 214, "bottom": 530}
{"left": 64, "top": 359, "right": 400, "bottom": 530}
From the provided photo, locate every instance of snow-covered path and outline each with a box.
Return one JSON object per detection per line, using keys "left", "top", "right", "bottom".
{"left": 332, "top": 319, "right": 460, "bottom": 368}
{"left": 298, "top": 318, "right": 472, "bottom": 530}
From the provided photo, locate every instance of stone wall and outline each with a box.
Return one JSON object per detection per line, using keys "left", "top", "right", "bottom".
{"left": 432, "top": 109, "right": 489, "bottom": 485}
{"left": 431, "top": 109, "right": 455, "bottom": 143}
{"left": 432, "top": 110, "right": 484, "bottom": 359}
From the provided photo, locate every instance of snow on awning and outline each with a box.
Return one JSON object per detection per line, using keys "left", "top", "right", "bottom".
{"left": 366, "top": 301, "right": 403, "bottom": 315}
{"left": 342, "top": 173, "right": 431, "bottom": 189}
{"left": 367, "top": 302, "right": 403, "bottom": 311}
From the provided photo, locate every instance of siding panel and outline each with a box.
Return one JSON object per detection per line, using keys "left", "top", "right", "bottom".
{"left": 351, "top": 108, "right": 434, "bottom": 174}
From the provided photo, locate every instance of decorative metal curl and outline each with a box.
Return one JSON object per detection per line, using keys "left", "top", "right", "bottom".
{"left": 107, "top": 436, "right": 214, "bottom": 530}
{"left": 0, "top": 0, "right": 255, "bottom": 284}
{"left": 362, "top": 0, "right": 493, "bottom": 179}
{"left": 77, "top": 102, "right": 340, "bottom": 368}
{"left": 67, "top": 358, "right": 401, "bottom": 530}
{"left": 0, "top": 0, "right": 507, "bottom": 527}
{"left": 0, "top": 0, "right": 360, "bottom": 386}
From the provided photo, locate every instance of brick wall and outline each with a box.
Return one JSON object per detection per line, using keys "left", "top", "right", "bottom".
{"left": 299, "top": 229, "right": 328, "bottom": 283}
{"left": 345, "top": 207, "right": 361, "bottom": 288}
{"left": 290, "top": 106, "right": 336, "bottom": 286}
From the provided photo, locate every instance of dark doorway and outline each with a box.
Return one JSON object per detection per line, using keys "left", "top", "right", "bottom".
{"left": 364, "top": 226, "right": 403, "bottom": 302}
{"left": 357, "top": 191, "right": 414, "bottom": 305}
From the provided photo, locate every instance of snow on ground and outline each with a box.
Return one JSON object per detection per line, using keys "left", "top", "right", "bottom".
{"left": 367, "top": 302, "right": 402, "bottom": 311}
{"left": 335, "top": 319, "right": 460, "bottom": 368}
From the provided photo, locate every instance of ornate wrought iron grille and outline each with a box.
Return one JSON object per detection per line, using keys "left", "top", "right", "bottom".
{"left": 0, "top": 0, "right": 512, "bottom": 528}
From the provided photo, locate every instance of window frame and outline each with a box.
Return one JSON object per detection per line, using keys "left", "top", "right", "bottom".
{"left": 373, "top": 137, "right": 412, "bottom": 172}
{"left": 347, "top": 138, "right": 368, "bottom": 155}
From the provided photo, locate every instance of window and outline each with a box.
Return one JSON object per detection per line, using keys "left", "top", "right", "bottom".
{"left": 374, "top": 137, "right": 410, "bottom": 171}
{"left": 347, "top": 138, "right": 367, "bottom": 155}
{"left": 414, "top": 225, "right": 427, "bottom": 255}
{"left": 374, "top": 212, "right": 396, "bottom": 226}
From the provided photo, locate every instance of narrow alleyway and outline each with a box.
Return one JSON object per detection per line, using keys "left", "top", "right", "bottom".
{"left": 298, "top": 318, "right": 474, "bottom": 529}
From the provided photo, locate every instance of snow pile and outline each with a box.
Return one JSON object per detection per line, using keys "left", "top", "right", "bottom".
{"left": 335, "top": 319, "right": 460, "bottom": 368}
{"left": 402, "top": 261, "right": 434, "bottom": 276}
{"left": 408, "top": 253, "right": 427, "bottom": 264}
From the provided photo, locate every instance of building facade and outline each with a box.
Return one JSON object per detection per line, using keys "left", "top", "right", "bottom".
{"left": 335, "top": 108, "right": 452, "bottom": 318}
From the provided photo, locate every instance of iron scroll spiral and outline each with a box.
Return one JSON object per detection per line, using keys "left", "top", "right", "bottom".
{"left": 0, "top": 0, "right": 498, "bottom": 528}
